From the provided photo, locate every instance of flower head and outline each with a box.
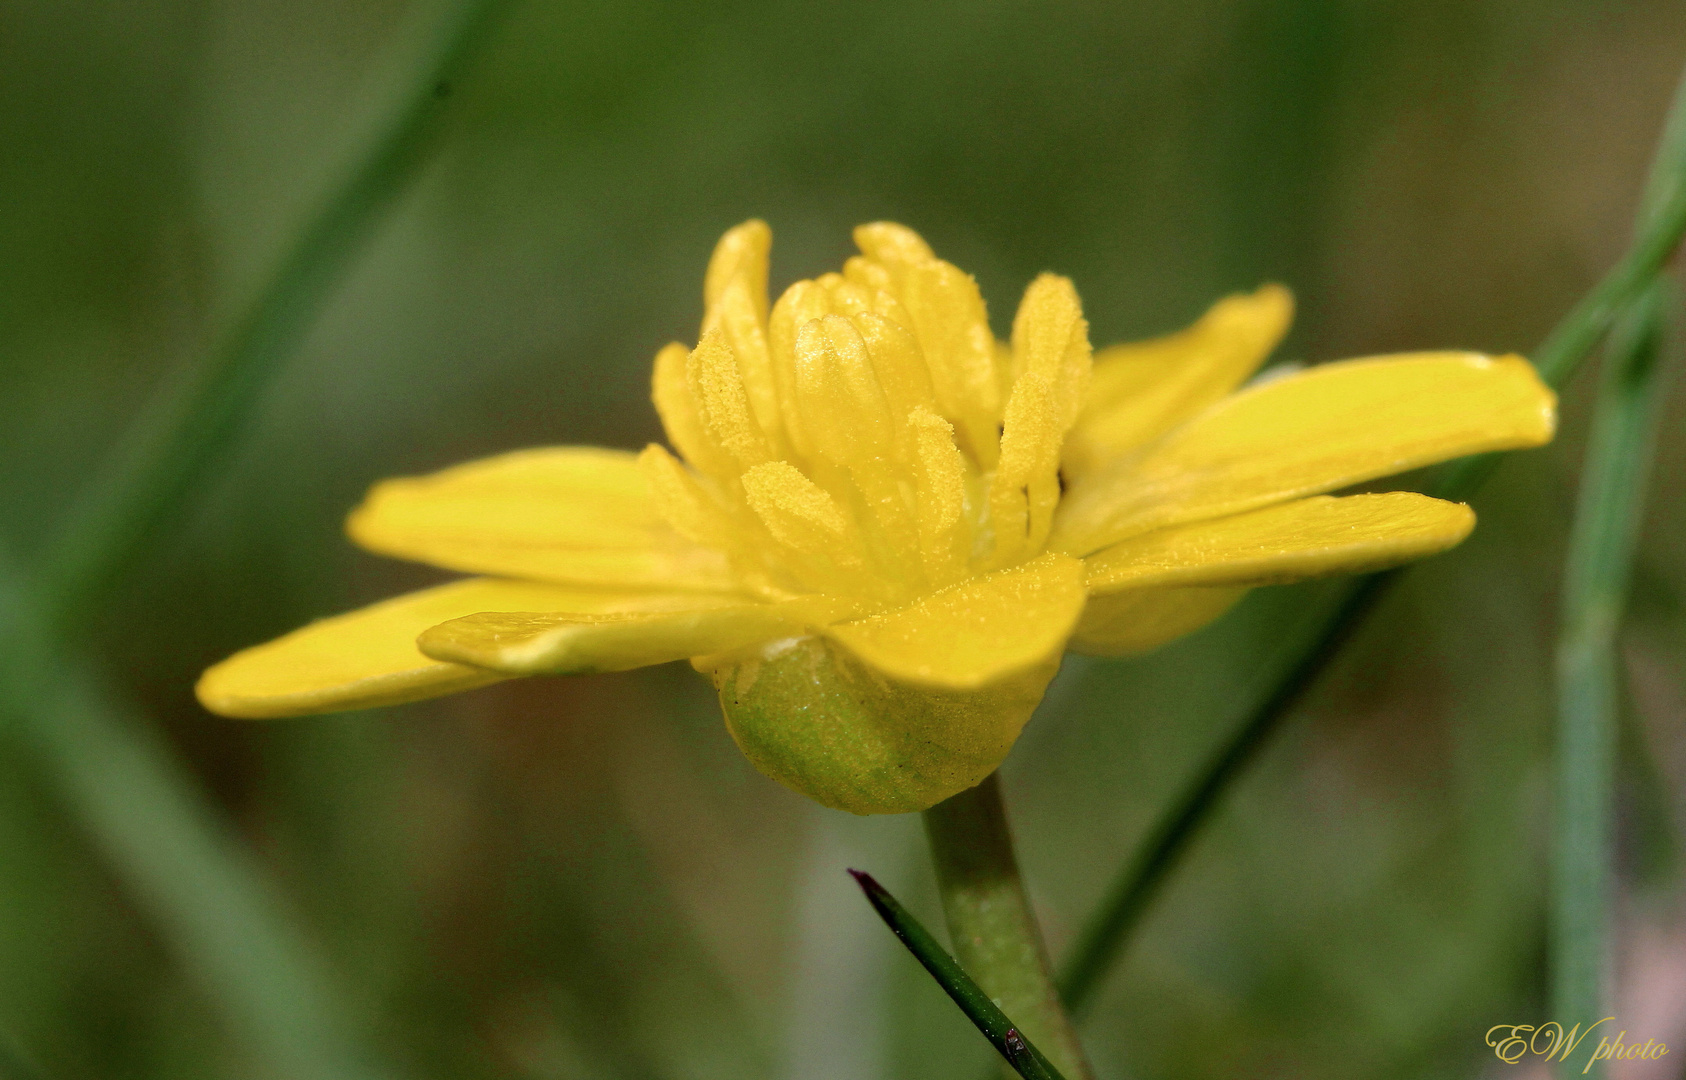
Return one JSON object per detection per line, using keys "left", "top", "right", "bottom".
{"left": 198, "top": 221, "right": 1555, "bottom": 813}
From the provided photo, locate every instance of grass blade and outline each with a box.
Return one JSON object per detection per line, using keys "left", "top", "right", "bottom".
{"left": 1057, "top": 60, "right": 1686, "bottom": 1018}
{"left": 0, "top": 1033, "right": 47, "bottom": 1080}
{"left": 1551, "top": 279, "right": 1674, "bottom": 1079}
{"left": 0, "top": 560, "right": 386, "bottom": 1080}
{"left": 849, "top": 870, "right": 1068, "bottom": 1080}
{"left": 39, "top": 0, "right": 510, "bottom": 631}
{"left": 1, "top": 0, "right": 508, "bottom": 1072}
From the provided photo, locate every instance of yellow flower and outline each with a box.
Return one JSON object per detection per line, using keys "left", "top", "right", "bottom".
{"left": 198, "top": 221, "right": 1555, "bottom": 814}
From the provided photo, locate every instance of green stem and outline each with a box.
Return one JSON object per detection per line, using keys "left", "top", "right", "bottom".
{"left": 924, "top": 774, "right": 1094, "bottom": 1080}
{"left": 1551, "top": 280, "right": 1673, "bottom": 1079}
{"left": 39, "top": 0, "right": 510, "bottom": 633}
{"left": 1055, "top": 58, "right": 1686, "bottom": 1017}
{"left": 0, "top": 561, "right": 384, "bottom": 1080}
{"left": 0, "top": 0, "right": 507, "bottom": 1072}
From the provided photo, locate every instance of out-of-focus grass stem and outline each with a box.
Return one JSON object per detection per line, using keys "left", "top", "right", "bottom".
{"left": 0, "top": 1032, "right": 46, "bottom": 1080}
{"left": 0, "top": 555, "right": 383, "bottom": 1080}
{"left": 0, "top": 0, "right": 509, "bottom": 1074}
{"left": 1551, "top": 280, "right": 1673, "bottom": 1080}
{"left": 1058, "top": 59, "right": 1686, "bottom": 1019}
{"left": 39, "top": 0, "right": 509, "bottom": 630}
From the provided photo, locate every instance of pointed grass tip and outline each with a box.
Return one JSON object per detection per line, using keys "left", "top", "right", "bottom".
{"left": 846, "top": 867, "right": 1067, "bottom": 1080}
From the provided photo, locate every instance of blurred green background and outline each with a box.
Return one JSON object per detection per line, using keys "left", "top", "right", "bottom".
{"left": 3, "top": 0, "right": 1685, "bottom": 1077}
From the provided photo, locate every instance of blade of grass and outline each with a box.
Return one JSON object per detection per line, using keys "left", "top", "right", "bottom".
{"left": 849, "top": 870, "right": 1068, "bottom": 1080}
{"left": 38, "top": 0, "right": 511, "bottom": 632}
{"left": 0, "top": 1032, "right": 46, "bottom": 1080}
{"left": 1057, "top": 59, "right": 1686, "bottom": 1017}
{"left": 0, "top": 558, "right": 384, "bottom": 1080}
{"left": 0, "top": 0, "right": 508, "bottom": 1072}
{"left": 1551, "top": 279, "right": 1673, "bottom": 1080}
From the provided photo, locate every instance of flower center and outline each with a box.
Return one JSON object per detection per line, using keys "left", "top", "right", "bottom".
{"left": 639, "top": 221, "right": 1092, "bottom": 606}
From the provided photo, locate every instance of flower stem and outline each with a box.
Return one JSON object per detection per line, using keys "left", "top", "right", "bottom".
{"left": 923, "top": 773, "right": 1094, "bottom": 1080}
{"left": 1551, "top": 278, "right": 1673, "bottom": 1080}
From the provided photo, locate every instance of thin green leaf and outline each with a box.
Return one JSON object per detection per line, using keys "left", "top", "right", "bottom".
{"left": 849, "top": 870, "right": 1068, "bottom": 1080}
{"left": 1551, "top": 279, "right": 1674, "bottom": 1080}
{"left": 0, "top": 0, "right": 508, "bottom": 1073}
{"left": 38, "top": 0, "right": 511, "bottom": 632}
{"left": 0, "top": 558, "right": 386, "bottom": 1080}
{"left": 1057, "top": 59, "right": 1686, "bottom": 1018}
{"left": 0, "top": 1032, "right": 47, "bottom": 1080}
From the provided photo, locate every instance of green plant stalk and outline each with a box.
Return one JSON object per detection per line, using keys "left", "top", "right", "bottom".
{"left": 0, "top": 0, "right": 506, "bottom": 1071}
{"left": 39, "top": 0, "right": 509, "bottom": 633}
{"left": 0, "top": 562, "right": 384, "bottom": 1080}
{"left": 1057, "top": 59, "right": 1686, "bottom": 1018}
{"left": 1551, "top": 280, "right": 1673, "bottom": 1080}
{"left": 924, "top": 774, "right": 1094, "bottom": 1080}
{"left": 850, "top": 869, "right": 1068, "bottom": 1080}
{"left": 0, "top": 1031, "right": 46, "bottom": 1080}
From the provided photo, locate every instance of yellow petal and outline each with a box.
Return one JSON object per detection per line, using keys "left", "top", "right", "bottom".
{"left": 853, "top": 221, "right": 936, "bottom": 264}
{"left": 196, "top": 578, "right": 695, "bottom": 719}
{"left": 991, "top": 276, "right": 1092, "bottom": 564}
{"left": 346, "top": 447, "right": 740, "bottom": 592}
{"left": 703, "top": 219, "right": 771, "bottom": 322}
{"left": 702, "top": 223, "right": 784, "bottom": 453}
{"left": 907, "top": 406, "right": 970, "bottom": 586}
{"left": 417, "top": 596, "right": 858, "bottom": 675}
{"left": 823, "top": 553, "right": 1086, "bottom": 689}
{"left": 1064, "top": 284, "right": 1292, "bottom": 475}
{"left": 793, "top": 315, "right": 895, "bottom": 465}
{"left": 709, "top": 635, "right": 1061, "bottom": 814}
{"left": 1053, "top": 352, "right": 1555, "bottom": 555}
{"left": 689, "top": 327, "right": 777, "bottom": 473}
{"left": 851, "top": 223, "right": 1003, "bottom": 466}
{"left": 1067, "top": 585, "right": 1247, "bottom": 657}
{"left": 1083, "top": 492, "right": 1475, "bottom": 593}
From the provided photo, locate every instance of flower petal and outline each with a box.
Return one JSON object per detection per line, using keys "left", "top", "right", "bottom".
{"left": 823, "top": 553, "right": 1086, "bottom": 689}
{"left": 1067, "top": 585, "right": 1248, "bottom": 657}
{"left": 196, "top": 578, "right": 695, "bottom": 719}
{"left": 417, "top": 596, "right": 861, "bottom": 675}
{"left": 1064, "top": 284, "right": 1292, "bottom": 475}
{"left": 1083, "top": 492, "right": 1474, "bottom": 593}
{"left": 709, "top": 635, "right": 1061, "bottom": 814}
{"left": 346, "top": 447, "right": 741, "bottom": 592}
{"left": 1053, "top": 351, "right": 1555, "bottom": 555}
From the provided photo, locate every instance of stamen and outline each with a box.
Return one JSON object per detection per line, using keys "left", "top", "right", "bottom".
{"left": 689, "top": 328, "right": 775, "bottom": 474}
{"left": 639, "top": 443, "right": 740, "bottom": 551}
{"left": 794, "top": 316, "right": 895, "bottom": 465}
{"left": 742, "top": 461, "right": 866, "bottom": 571}
{"left": 652, "top": 341, "right": 725, "bottom": 476}
{"left": 907, "top": 406, "right": 970, "bottom": 585}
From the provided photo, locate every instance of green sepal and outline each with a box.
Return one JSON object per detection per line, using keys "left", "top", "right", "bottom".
{"left": 705, "top": 636, "right": 1059, "bottom": 815}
